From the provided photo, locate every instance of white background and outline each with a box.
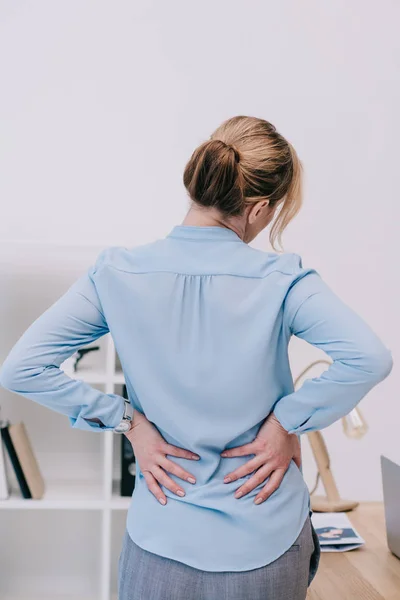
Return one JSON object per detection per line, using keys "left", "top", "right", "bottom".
{"left": 1, "top": 0, "right": 399, "bottom": 503}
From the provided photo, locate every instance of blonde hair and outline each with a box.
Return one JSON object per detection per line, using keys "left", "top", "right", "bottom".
{"left": 183, "top": 116, "right": 303, "bottom": 250}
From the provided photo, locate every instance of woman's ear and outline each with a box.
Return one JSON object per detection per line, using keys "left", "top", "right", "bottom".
{"left": 247, "top": 200, "right": 270, "bottom": 225}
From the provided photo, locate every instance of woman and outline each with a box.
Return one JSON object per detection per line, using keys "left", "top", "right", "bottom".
{"left": 0, "top": 116, "right": 393, "bottom": 600}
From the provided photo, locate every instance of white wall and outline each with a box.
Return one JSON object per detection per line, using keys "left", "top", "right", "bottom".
{"left": 0, "top": 0, "right": 399, "bottom": 501}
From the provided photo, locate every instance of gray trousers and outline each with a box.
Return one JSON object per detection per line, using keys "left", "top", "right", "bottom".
{"left": 118, "top": 514, "right": 320, "bottom": 600}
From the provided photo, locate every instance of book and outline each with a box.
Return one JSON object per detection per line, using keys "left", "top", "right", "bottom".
{"left": 0, "top": 420, "right": 10, "bottom": 500}
{"left": 311, "top": 511, "right": 365, "bottom": 552}
{"left": 0, "top": 422, "right": 45, "bottom": 500}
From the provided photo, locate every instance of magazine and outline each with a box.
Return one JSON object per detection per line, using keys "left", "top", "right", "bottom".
{"left": 311, "top": 512, "right": 365, "bottom": 552}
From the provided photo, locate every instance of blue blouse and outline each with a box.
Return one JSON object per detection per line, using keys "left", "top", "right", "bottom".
{"left": 0, "top": 225, "right": 393, "bottom": 571}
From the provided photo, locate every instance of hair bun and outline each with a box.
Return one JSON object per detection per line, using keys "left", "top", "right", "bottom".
{"left": 183, "top": 138, "right": 244, "bottom": 216}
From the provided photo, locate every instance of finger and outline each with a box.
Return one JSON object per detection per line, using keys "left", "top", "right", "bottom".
{"left": 159, "top": 456, "right": 197, "bottom": 484}
{"left": 142, "top": 470, "right": 167, "bottom": 505}
{"left": 152, "top": 465, "right": 186, "bottom": 497}
{"left": 254, "top": 469, "right": 285, "bottom": 505}
{"left": 164, "top": 443, "right": 200, "bottom": 461}
{"left": 223, "top": 456, "right": 264, "bottom": 483}
{"left": 233, "top": 463, "right": 275, "bottom": 498}
{"left": 220, "top": 443, "right": 256, "bottom": 458}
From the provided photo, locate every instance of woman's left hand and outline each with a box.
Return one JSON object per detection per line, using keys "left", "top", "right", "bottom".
{"left": 125, "top": 409, "right": 200, "bottom": 505}
{"left": 221, "top": 412, "right": 301, "bottom": 505}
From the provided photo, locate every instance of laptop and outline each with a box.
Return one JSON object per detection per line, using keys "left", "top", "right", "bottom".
{"left": 381, "top": 455, "right": 400, "bottom": 559}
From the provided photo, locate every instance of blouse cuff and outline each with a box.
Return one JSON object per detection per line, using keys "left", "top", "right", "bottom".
{"left": 272, "top": 405, "right": 314, "bottom": 436}
{"left": 69, "top": 393, "right": 126, "bottom": 432}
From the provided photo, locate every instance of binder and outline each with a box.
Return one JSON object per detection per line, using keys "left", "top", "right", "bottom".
{"left": 0, "top": 421, "right": 10, "bottom": 500}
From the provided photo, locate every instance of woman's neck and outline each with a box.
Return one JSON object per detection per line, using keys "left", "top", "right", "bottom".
{"left": 182, "top": 206, "right": 246, "bottom": 240}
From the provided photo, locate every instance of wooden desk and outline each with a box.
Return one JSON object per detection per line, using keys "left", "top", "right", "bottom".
{"left": 307, "top": 503, "right": 400, "bottom": 600}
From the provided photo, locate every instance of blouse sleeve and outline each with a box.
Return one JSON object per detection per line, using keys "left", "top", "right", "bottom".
{"left": 273, "top": 255, "right": 393, "bottom": 435}
{"left": 0, "top": 248, "right": 125, "bottom": 432}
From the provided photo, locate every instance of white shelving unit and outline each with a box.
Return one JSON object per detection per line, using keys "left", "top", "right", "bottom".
{"left": 0, "top": 333, "right": 130, "bottom": 600}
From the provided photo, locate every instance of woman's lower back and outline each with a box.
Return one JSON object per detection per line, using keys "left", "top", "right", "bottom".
{"left": 127, "top": 456, "right": 310, "bottom": 571}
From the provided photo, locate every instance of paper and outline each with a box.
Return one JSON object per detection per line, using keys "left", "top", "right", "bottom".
{"left": 311, "top": 512, "right": 365, "bottom": 552}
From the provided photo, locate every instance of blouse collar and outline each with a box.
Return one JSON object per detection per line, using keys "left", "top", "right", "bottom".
{"left": 167, "top": 225, "right": 243, "bottom": 243}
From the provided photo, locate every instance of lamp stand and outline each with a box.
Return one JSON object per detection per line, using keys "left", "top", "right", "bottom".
{"left": 307, "top": 430, "right": 359, "bottom": 512}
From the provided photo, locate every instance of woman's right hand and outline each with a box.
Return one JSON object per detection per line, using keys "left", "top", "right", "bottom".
{"left": 124, "top": 409, "right": 200, "bottom": 505}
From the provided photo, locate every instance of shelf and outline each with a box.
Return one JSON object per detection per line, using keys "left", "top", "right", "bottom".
{"left": 0, "top": 252, "right": 126, "bottom": 599}
{"left": 0, "top": 480, "right": 136, "bottom": 511}
{"left": 0, "top": 480, "right": 105, "bottom": 510}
